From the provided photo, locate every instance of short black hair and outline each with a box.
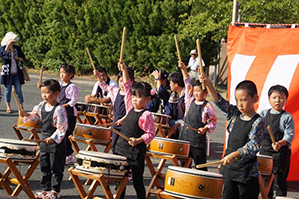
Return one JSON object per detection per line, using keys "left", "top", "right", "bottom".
{"left": 96, "top": 66, "right": 107, "bottom": 74}
{"left": 131, "top": 82, "right": 154, "bottom": 99}
{"left": 235, "top": 80, "right": 257, "bottom": 98}
{"left": 41, "top": 79, "right": 60, "bottom": 93}
{"left": 168, "top": 71, "right": 184, "bottom": 88}
{"left": 268, "top": 85, "right": 289, "bottom": 99}
{"left": 59, "top": 63, "right": 75, "bottom": 79}
{"left": 193, "top": 80, "right": 207, "bottom": 91}
{"left": 117, "top": 68, "right": 135, "bottom": 82}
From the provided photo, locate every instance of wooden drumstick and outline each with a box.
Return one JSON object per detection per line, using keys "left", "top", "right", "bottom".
{"left": 12, "top": 88, "right": 22, "bottom": 111}
{"left": 196, "top": 160, "right": 224, "bottom": 169}
{"left": 109, "top": 126, "right": 130, "bottom": 142}
{"left": 86, "top": 47, "right": 96, "bottom": 71}
{"left": 187, "top": 126, "right": 201, "bottom": 132}
{"left": 98, "top": 92, "right": 103, "bottom": 105}
{"left": 196, "top": 39, "right": 206, "bottom": 90}
{"left": 267, "top": 125, "right": 276, "bottom": 144}
{"left": 39, "top": 66, "right": 44, "bottom": 86}
{"left": 22, "top": 139, "right": 46, "bottom": 143}
{"left": 119, "top": 27, "right": 126, "bottom": 63}
{"left": 174, "top": 35, "right": 182, "bottom": 62}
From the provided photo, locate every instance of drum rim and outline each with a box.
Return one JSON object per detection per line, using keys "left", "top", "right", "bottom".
{"left": 0, "top": 138, "right": 38, "bottom": 146}
{"left": 163, "top": 190, "right": 207, "bottom": 199}
{"left": 151, "top": 112, "right": 172, "bottom": 118}
{"left": 76, "top": 123, "right": 111, "bottom": 130}
{"left": 87, "top": 103, "right": 111, "bottom": 109}
{"left": 78, "top": 150, "right": 127, "bottom": 161}
{"left": 74, "top": 167, "right": 125, "bottom": 178}
{"left": 153, "top": 137, "right": 190, "bottom": 144}
{"left": 168, "top": 166, "right": 223, "bottom": 178}
{"left": 257, "top": 154, "right": 273, "bottom": 159}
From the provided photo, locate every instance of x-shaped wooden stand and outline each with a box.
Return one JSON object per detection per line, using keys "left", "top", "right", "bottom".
{"left": 155, "top": 189, "right": 181, "bottom": 199}
{"left": 155, "top": 122, "right": 182, "bottom": 138}
{"left": 145, "top": 152, "right": 192, "bottom": 199}
{"left": 0, "top": 156, "right": 39, "bottom": 198}
{"left": 69, "top": 167, "right": 128, "bottom": 199}
{"left": 258, "top": 172, "right": 274, "bottom": 199}
{"left": 13, "top": 124, "right": 41, "bottom": 141}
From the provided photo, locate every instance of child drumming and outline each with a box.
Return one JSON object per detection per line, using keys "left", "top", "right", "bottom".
{"left": 114, "top": 61, "right": 156, "bottom": 199}
{"left": 178, "top": 61, "right": 217, "bottom": 170}
{"left": 58, "top": 63, "right": 78, "bottom": 164}
{"left": 19, "top": 79, "right": 67, "bottom": 199}
{"left": 259, "top": 85, "right": 294, "bottom": 198}
{"left": 199, "top": 74, "right": 266, "bottom": 199}
{"left": 94, "top": 68, "right": 135, "bottom": 152}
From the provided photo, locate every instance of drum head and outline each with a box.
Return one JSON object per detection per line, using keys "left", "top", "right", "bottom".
{"left": 153, "top": 137, "right": 190, "bottom": 144}
{"left": 0, "top": 138, "right": 38, "bottom": 152}
{"left": 168, "top": 166, "right": 223, "bottom": 179}
{"left": 77, "top": 151, "right": 127, "bottom": 166}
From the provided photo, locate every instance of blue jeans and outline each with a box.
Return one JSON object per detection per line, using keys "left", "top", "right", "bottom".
{"left": 4, "top": 74, "right": 24, "bottom": 103}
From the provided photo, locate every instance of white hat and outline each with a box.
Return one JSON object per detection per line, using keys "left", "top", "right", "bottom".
{"left": 190, "top": 49, "right": 197, "bottom": 55}
{"left": 1, "top": 32, "right": 19, "bottom": 46}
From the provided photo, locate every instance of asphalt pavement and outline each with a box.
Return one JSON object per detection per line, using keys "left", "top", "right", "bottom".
{"left": 0, "top": 72, "right": 298, "bottom": 198}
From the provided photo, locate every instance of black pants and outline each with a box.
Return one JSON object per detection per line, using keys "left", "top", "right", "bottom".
{"left": 66, "top": 116, "right": 76, "bottom": 156}
{"left": 40, "top": 149, "right": 66, "bottom": 193}
{"left": 260, "top": 149, "right": 291, "bottom": 198}
{"left": 119, "top": 151, "right": 146, "bottom": 199}
{"left": 181, "top": 146, "right": 207, "bottom": 171}
{"left": 222, "top": 177, "right": 259, "bottom": 199}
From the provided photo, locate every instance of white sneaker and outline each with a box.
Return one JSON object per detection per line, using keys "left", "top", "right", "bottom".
{"left": 65, "top": 153, "right": 76, "bottom": 165}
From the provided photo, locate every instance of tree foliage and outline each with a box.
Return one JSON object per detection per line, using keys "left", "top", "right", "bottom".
{"left": 0, "top": 0, "right": 298, "bottom": 76}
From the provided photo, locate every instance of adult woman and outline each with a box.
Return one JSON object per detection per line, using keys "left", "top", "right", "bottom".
{"left": 0, "top": 32, "right": 25, "bottom": 113}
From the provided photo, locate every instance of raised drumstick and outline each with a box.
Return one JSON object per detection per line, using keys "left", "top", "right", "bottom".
{"left": 12, "top": 88, "right": 22, "bottom": 111}
{"left": 174, "top": 35, "right": 182, "bottom": 62}
{"left": 119, "top": 27, "right": 126, "bottom": 63}
{"left": 86, "top": 47, "right": 96, "bottom": 71}
{"left": 109, "top": 126, "right": 130, "bottom": 142}
{"left": 196, "top": 39, "right": 206, "bottom": 90}
{"left": 38, "top": 66, "right": 44, "bottom": 86}
{"left": 267, "top": 125, "right": 276, "bottom": 144}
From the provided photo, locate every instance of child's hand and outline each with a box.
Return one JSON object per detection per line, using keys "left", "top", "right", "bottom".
{"left": 118, "top": 61, "right": 126, "bottom": 71}
{"left": 19, "top": 109, "right": 28, "bottom": 117}
{"left": 197, "top": 127, "right": 208, "bottom": 134}
{"left": 85, "top": 94, "right": 93, "bottom": 103}
{"left": 272, "top": 142, "right": 281, "bottom": 152}
{"left": 128, "top": 137, "right": 138, "bottom": 147}
{"left": 116, "top": 118, "right": 124, "bottom": 126}
{"left": 37, "top": 82, "right": 42, "bottom": 90}
{"left": 151, "top": 70, "right": 160, "bottom": 79}
{"left": 178, "top": 61, "right": 186, "bottom": 70}
{"left": 44, "top": 137, "right": 54, "bottom": 145}
{"left": 222, "top": 151, "right": 239, "bottom": 165}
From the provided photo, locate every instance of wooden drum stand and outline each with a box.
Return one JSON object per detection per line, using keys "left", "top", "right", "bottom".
{"left": 145, "top": 137, "right": 192, "bottom": 199}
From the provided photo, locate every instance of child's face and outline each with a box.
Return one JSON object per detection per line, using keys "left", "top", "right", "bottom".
{"left": 193, "top": 86, "right": 207, "bottom": 101}
{"left": 132, "top": 94, "right": 150, "bottom": 110}
{"left": 235, "top": 89, "right": 257, "bottom": 115}
{"left": 59, "top": 68, "right": 72, "bottom": 83}
{"left": 269, "top": 91, "right": 287, "bottom": 112}
{"left": 41, "top": 86, "right": 59, "bottom": 105}
{"left": 169, "top": 81, "right": 177, "bottom": 92}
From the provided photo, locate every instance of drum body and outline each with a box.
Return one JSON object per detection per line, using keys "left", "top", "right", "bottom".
{"left": 17, "top": 116, "right": 41, "bottom": 130}
{"left": 164, "top": 166, "right": 223, "bottom": 199}
{"left": 86, "top": 103, "right": 111, "bottom": 116}
{"left": 75, "top": 102, "right": 88, "bottom": 112}
{"left": 75, "top": 150, "right": 128, "bottom": 178}
{"left": 74, "top": 123, "right": 111, "bottom": 141}
{"left": 152, "top": 112, "right": 171, "bottom": 125}
{"left": 257, "top": 154, "right": 273, "bottom": 174}
{"left": 148, "top": 137, "right": 190, "bottom": 157}
{"left": 0, "top": 138, "right": 38, "bottom": 162}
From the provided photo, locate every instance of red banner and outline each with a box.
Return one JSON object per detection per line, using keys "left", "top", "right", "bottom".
{"left": 227, "top": 25, "right": 299, "bottom": 181}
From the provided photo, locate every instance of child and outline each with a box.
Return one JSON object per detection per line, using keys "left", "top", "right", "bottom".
{"left": 114, "top": 61, "right": 156, "bottom": 199}
{"left": 19, "top": 79, "right": 67, "bottom": 199}
{"left": 200, "top": 74, "right": 266, "bottom": 199}
{"left": 95, "top": 68, "right": 135, "bottom": 152}
{"left": 259, "top": 85, "right": 294, "bottom": 198}
{"left": 178, "top": 62, "right": 217, "bottom": 170}
{"left": 164, "top": 71, "right": 185, "bottom": 138}
{"left": 58, "top": 63, "right": 78, "bottom": 164}
{"left": 147, "top": 69, "right": 171, "bottom": 113}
